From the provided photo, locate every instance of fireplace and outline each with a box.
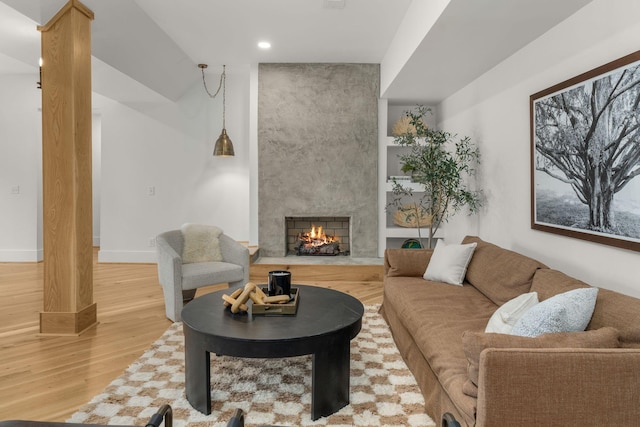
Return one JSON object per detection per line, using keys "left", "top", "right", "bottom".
{"left": 286, "top": 217, "right": 350, "bottom": 256}
{"left": 258, "top": 64, "right": 379, "bottom": 258}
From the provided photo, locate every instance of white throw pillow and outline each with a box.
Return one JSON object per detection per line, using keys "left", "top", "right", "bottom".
{"left": 511, "top": 287, "right": 598, "bottom": 337}
{"left": 423, "top": 240, "right": 477, "bottom": 285}
{"left": 181, "top": 223, "right": 223, "bottom": 264}
{"left": 485, "top": 292, "right": 539, "bottom": 334}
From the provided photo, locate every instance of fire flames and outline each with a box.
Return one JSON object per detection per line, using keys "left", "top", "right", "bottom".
{"left": 295, "top": 224, "right": 341, "bottom": 255}
{"left": 299, "top": 225, "right": 339, "bottom": 247}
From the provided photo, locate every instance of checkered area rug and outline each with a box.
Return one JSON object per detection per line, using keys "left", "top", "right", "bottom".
{"left": 67, "top": 305, "right": 435, "bottom": 427}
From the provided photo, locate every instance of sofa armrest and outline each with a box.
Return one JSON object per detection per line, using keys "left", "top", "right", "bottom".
{"left": 156, "top": 235, "right": 183, "bottom": 289}
{"left": 219, "top": 234, "right": 250, "bottom": 285}
{"left": 384, "top": 248, "right": 433, "bottom": 277}
{"left": 476, "top": 348, "right": 640, "bottom": 426}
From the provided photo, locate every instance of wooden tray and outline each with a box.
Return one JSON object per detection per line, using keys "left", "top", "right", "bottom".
{"left": 252, "top": 287, "right": 299, "bottom": 315}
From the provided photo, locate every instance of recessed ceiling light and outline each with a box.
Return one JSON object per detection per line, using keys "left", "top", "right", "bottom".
{"left": 258, "top": 41, "right": 271, "bottom": 49}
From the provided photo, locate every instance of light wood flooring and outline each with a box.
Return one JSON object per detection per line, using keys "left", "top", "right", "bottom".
{"left": 0, "top": 250, "right": 383, "bottom": 422}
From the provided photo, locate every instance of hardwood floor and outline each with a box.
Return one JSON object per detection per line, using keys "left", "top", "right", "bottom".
{"left": 0, "top": 250, "right": 383, "bottom": 422}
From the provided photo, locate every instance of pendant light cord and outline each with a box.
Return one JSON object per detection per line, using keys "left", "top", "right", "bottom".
{"left": 200, "top": 65, "right": 226, "bottom": 128}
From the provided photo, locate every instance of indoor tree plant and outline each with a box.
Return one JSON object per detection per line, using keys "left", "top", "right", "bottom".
{"left": 388, "top": 105, "right": 483, "bottom": 248}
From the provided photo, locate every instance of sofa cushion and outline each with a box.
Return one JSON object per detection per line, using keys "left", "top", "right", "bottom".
{"left": 383, "top": 275, "right": 498, "bottom": 418}
{"left": 182, "top": 261, "right": 244, "bottom": 290}
{"left": 384, "top": 248, "right": 433, "bottom": 277}
{"left": 485, "top": 292, "right": 539, "bottom": 334}
{"left": 619, "top": 328, "right": 640, "bottom": 349}
{"left": 380, "top": 298, "right": 477, "bottom": 426}
{"left": 424, "top": 240, "right": 477, "bottom": 285}
{"left": 511, "top": 288, "right": 598, "bottom": 337}
{"left": 529, "top": 268, "right": 589, "bottom": 299}
{"left": 461, "top": 236, "right": 547, "bottom": 305}
{"left": 461, "top": 327, "right": 620, "bottom": 397}
{"left": 588, "top": 287, "right": 640, "bottom": 334}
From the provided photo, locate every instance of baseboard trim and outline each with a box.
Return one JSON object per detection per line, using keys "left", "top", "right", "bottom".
{"left": 0, "top": 249, "right": 43, "bottom": 262}
{"left": 98, "top": 250, "right": 157, "bottom": 263}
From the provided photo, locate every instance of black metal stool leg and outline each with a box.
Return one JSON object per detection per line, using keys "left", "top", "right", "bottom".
{"left": 145, "top": 404, "right": 172, "bottom": 427}
{"left": 442, "top": 412, "right": 461, "bottom": 427}
{"left": 226, "top": 408, "right": 245, "bottom": 427}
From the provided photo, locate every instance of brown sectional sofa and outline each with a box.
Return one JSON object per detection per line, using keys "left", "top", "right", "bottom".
{"left": 380, "top": 236, "right": 640, "bottom": 426}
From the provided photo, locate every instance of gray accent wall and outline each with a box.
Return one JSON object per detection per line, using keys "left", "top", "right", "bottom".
{"left": 258, "top": 63, "right": 379, "bottom": 257}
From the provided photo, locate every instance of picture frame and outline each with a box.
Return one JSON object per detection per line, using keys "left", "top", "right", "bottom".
{"left": 530, "top": 50, "right": 640, "bottom": 252}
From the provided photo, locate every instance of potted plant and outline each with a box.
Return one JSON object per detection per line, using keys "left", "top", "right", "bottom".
{"left": 388, "top": 105, "right": 483, "bottom": 248}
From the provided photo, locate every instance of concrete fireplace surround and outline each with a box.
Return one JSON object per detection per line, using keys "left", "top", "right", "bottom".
{"left": 258, "top": 63, "right": 379, "bottom": 257}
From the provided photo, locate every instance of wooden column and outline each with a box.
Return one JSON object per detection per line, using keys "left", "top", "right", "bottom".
{"left": 38, "top": 0, "right": 97, "bottom": 335}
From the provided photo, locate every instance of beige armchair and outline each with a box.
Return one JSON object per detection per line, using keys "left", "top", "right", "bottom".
{"left": 156, "top": 229, "right": 249, "bottom": 322}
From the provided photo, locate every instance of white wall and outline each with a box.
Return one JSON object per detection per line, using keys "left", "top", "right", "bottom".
{"left": 437, "top": 0, "right": 640, "bottom": 297}
{"left": 97, "top": 69, "right": 251, "bottom": 263}
{"left": 0, "top": 66, "right": 251, "bottom": 264}
{"left": 0, "top": 73, "right": 41, "bottom": 261}
{"left": 92, "top": 113, "right": 101, "bottom": 247}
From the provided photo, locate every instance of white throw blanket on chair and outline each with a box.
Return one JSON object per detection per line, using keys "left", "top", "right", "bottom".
{"left": 180, "top": 223, "right": 223, "bottom": 263}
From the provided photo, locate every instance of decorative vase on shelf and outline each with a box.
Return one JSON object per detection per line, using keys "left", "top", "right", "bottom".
{"left": 401, "top": 239, "right": 422, "bottom": 249}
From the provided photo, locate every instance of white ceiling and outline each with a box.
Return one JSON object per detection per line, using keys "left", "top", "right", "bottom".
{"left": 384, "top": 0, "right": 595, "bottom": 104}
{"left": 0, "top": 0, "right": 594, "bottom": 105}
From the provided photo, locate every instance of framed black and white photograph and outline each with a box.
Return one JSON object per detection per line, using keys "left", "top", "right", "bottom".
{"left": 531, "top": 50, "right": 640, "bottom": 252}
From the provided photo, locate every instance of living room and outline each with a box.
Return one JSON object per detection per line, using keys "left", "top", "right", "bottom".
{"left": 1, "top": 0, "right": 640, "bottom": 424}
{"left": 2, "top": 0, "right": 639, "bottom": 295}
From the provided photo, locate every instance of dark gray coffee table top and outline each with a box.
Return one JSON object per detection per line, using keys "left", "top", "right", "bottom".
{"left": 181, "top": 284, "right": 364, "bottom": 358}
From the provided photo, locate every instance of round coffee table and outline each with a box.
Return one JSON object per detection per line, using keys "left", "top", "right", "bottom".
{"left": 181, "top": 284, "right": 364, "bottom": 421}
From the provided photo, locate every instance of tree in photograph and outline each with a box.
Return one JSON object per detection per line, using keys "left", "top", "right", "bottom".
{"left": 535, "top": 64, "right": 640, "bottom": 233}
{"left": 388, "top": 106, "right": 482, "bottom": 248}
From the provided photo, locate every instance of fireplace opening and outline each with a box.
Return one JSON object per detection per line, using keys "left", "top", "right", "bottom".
{"left": 286, "top": 217, "right": 350, "bottom": 256}
{"left": 296, "top": 224, "right": 340, "bottom": 255}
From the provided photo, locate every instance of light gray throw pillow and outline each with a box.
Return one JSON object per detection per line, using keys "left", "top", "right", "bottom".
{"left": 423, "top": 240, "right": 477, "bottom": 285}
{"left": 511, "top": 287, "right": 598, "bottom": 337}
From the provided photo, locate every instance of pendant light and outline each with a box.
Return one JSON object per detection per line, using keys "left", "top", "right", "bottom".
{"left": 198, "top": 64, "right": 235, "bottom": 157}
